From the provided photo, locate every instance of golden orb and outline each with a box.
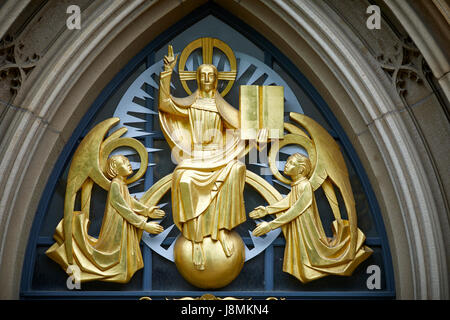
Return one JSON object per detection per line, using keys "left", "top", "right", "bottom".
{"left": 173, "top": 230, "right": 245, "bottom": 289}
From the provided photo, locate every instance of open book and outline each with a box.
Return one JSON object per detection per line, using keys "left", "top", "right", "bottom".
{"left": 239, "top": 85, "right": 284, "bottom": 141}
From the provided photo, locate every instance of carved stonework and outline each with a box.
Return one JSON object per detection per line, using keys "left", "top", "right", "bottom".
{"left": 377, "top": 36, "right": 431, "bottom": 98}
{"left": 0, "top": 35, "right": 39, "bottom": 96}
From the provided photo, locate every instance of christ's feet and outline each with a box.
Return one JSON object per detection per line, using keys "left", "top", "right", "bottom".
{"left": 219, "top": 230, "right": 234, "bottom": 257}
{"left": 193, "top": 242, "right": 205, "bottom": 270}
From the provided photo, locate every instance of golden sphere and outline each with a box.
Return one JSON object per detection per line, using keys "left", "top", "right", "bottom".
{"left": 173, "top": 230, "right": 245, "bottom": 289}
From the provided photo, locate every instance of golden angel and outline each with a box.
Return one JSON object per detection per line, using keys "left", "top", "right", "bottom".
{"left": 46, "top": 118, "right": 165, "bottom": 283}
{"left": 250, "top": 113, "right": 373, "bottom": 283}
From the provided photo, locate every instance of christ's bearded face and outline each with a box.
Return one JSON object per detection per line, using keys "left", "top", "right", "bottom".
{"left": 197, "top": 64, "right": 218, "bottom": 93}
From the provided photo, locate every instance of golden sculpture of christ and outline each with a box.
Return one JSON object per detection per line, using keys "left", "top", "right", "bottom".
{"left": 158, "top": 45, "right": 247, "bottom": 270}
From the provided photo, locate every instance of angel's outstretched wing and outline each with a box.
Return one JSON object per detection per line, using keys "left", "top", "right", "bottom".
{"left": 289, "top": 113, "right": 357, "bottom": 257}
{"left": 63, "top": 118, "right": 148, "bottom": 264}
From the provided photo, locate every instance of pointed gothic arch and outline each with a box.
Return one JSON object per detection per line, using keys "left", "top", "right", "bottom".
{"left": 0, "top": 1, "right": 447, "bottom": 299}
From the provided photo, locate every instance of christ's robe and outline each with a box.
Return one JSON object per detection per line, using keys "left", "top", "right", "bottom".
{"left": 158, "top": 69, "right": 247, "bottom": 243}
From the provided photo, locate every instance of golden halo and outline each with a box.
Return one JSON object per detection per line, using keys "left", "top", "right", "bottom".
{"left": 100, "top": 137, "right": 148, "bottom": 185}
{"left": 178, "top": 37, "right": 237, "bottom": 97}
{"left": 268, "top": 134, "right": 316, "bottom": 185}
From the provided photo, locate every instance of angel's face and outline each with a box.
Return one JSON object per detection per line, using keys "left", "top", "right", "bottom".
{"left": 116, "top": 156, "right": 133, "bottom": 177}
{"left": 283, "top": 157, "right": 299, "bottom": 177}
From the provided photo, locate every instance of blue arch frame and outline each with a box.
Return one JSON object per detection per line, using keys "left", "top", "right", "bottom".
{"left": 20, "top": 2, "right": 395, "bottom": 299}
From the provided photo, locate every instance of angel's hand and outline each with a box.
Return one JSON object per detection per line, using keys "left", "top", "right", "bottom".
{"left": 164, "top": 45, "right": 178, "bottom": 71}
{"left": 249, "top": 206, "right": 267, "bottom": 219}
{"left": 252, "top": 221, "right": 272, "bottom": 237}
{"left": 148, "top": 206, "right": 165, "bottom": 219}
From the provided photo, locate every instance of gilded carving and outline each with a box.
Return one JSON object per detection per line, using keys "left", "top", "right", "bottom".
{"left": 46, "top": 118, "right": 164, "bottom": 282}
{"left": 46, "top": 37, "right": 372, "bottom": 287}
{"left": 251, "top": 113, "right": 373, "bottom": 282}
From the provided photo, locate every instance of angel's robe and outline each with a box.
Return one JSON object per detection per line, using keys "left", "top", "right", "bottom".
{"left": 266, "top": 177, "right": 372, "bottom": 283}
{"left": 158, "top": 68, "right": 246, "bottom": 242}
{"left": 46, "top": 178, "right": 149, "bottom": 283}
